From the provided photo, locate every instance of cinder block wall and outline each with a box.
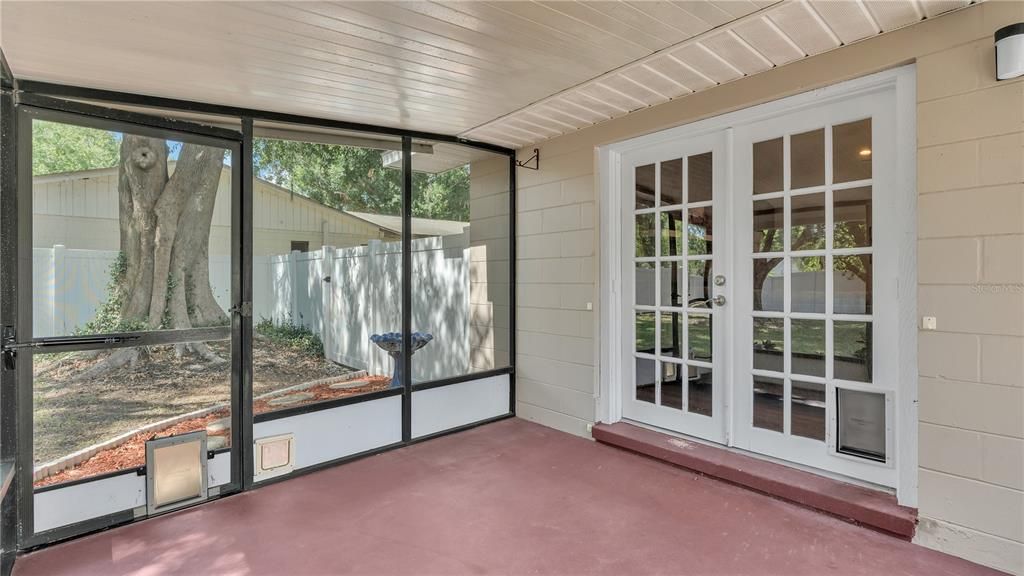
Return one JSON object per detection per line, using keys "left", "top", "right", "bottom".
{"left": 914, "top": 24, "right": 1023, "bottom": 571}
{"left": 468, "top": 157, "right": 512, "bottom": 373}
{"left": 505, "top": 2, "right": 1023, "bottom": 572}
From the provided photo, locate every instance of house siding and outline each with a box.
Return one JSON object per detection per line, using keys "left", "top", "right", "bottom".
{"left": 31, "top": 167, "right": 392, "bottom": 256}
{"left": 502, "top": 2, "right": 1024, "bottom": 573}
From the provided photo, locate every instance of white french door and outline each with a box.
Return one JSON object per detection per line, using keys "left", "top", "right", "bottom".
{"left": 620, "top": 130, "right": 728, "bottom": 444}
{"left": 612, "top": 67, "right": 914, "bottom": 491}
{"left": 731, "top": 88, "right": 899, "bottom": 488}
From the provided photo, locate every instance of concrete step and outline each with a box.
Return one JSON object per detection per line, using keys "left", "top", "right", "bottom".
{"left": 592, "top": 422, "right": 917, "bottom": 540}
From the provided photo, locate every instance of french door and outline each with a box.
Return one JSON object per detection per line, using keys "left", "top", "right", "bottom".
{"left": 620, "top": 130, "right": 728, "bottom": 444}
{"left": 617, "top": 71, "right": 910, "bottom": 489}
{"left": 731, "top": 88, "right": 899, "bottom": 488}
{"left": 11, "top": 100, "right": 246, "bottom": 545}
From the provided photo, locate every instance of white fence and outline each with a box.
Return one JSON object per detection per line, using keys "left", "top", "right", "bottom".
{"left": 33, "top": 246, "right": 232, "bottom": 339}
{"left": 635, "top": 267, "right": 867, "bottom": 313}
{"left": 33, "top": 234, "right": 472, "bottom": 382}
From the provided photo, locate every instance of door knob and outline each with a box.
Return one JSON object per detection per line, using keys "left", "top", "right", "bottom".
{"left": 712, "top": 295, "right": 727, "bottom": 307}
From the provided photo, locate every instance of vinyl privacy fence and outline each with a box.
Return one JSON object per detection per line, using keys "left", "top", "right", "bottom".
{"left": 33, "top": 233, "right": 472, "bottom": 382}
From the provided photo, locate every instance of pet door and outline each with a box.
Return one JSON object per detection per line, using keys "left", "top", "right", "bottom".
{"left": 146, "top": 431, "right": 209, "bottom": 515}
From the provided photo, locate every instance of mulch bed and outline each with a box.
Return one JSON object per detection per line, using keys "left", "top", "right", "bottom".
{"left": 35, "top": 376, "right": 391, "bottom": 488}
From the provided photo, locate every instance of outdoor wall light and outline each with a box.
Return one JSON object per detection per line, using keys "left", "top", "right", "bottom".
{"left": 995, "top": 24, "right": 1024, "bottom": 80}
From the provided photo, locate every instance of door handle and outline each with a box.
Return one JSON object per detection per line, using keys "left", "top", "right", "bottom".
{"left": 712, "top": 295, "right": 727, "bottom": 307}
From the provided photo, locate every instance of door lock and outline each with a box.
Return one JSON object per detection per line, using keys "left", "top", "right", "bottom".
{"left": 714, "top": 275, "right": 726, "bottom": 286}
{"left": 711, "top": 295, "right": 727, "bottom": 307}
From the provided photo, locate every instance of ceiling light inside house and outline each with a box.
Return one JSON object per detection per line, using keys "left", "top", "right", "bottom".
{"left": 858, "top": 148, "right": 872, "bottom": 158}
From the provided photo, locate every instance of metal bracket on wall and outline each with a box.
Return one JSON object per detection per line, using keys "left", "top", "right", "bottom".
{"left": 515, "top": 148, "right": 539, "bottom": 170}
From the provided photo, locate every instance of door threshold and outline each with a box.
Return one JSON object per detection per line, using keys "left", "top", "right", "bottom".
{"left": 592, "top": 422, "right": 917, "bottom": 540}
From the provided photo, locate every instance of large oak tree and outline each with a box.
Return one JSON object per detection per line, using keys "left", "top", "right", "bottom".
{"left": 82, "top": 136, "right": 228, "bottom": 376}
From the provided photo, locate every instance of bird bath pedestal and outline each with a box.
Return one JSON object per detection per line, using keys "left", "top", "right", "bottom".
{"left": 370, "top": 332, "right": 433, "bottom": 389}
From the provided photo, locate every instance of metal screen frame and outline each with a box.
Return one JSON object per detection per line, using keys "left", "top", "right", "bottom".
{"left": 0, "top": 70, "right": 518, "bottom": 553}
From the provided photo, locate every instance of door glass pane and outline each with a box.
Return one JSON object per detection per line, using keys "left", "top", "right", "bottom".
{"left": 753, "top": 198, "right": 784, "bottom": 252}
{"left": 688, "top": 367, "right": 713, "bottom": 417}
{"left": 791, "top": 380, "right": 825, "bottom": 441}
{"left": 792, "top": 256, "right": 826, "bottom": 313}
{"left": 834, "top": 255, "right": 872, "bottom": 315}
{"left": 791, "top": 319, "right": 826, "bottom": 377}
{"left": 753, "top": 376, "right": 784, "bottom": 432}
{"left": 661, "top": 261, "right": 683, "bottom": 308}
{"left": 838, "top": 389, "right": 886, "bottom": 461}
{"left": 753, "top": 138, "right": 783, "bottom": 195}
{"left": 791, "top": 128, "right": 825, "bottom": 189}
{"left": 688, "top": 261, "right": 712, "bottom": 305}
{"left": 636, "top": 262, "right": 656, "bottom": 306}
{"left": 753, "top": 317, "right": 784, "bottom": 372}
{"left": 636, "top": 163, "right": 655, "bottom": 208}
{"left": 31, "top": 118, "right": 232, "bottom": 338}
{"left": 688, "top": 152, "right": 713, "bottom": 203}
{"left": 753, "top": 258, "right": 784, "bottom": 312}
{"left": 661, "top": 211, "right": 684, "bottom": 257}
{"left": 833, "top": 119, "right": 872, "bottom": 184}
{"left": 635, "top": 311, "right": 655, "bottom": 353}
{"left": 33, "top": 339, "right": 230, "bottom": 488}
{"left": 636, "top": 213, "right": 656, "bottom": 257}
{"left": 835, "top": 321, "right": 872, "bottom": 382}
{"left": 252, "top": 132, "right": 404, "bottom": 415}
{"left": 688, "top": 206, "right": 712, "bottom": 255}
{"left": 834, "top": 187, "right": 872, "bottom": 248}
{"left": 635, "top": 357, "right": 656, "bottom": 404}
{"left": 791, "top": 193, "right": 826, "bottom": 251}
{"left": 661, "top": 158, "right": 682, "bottom": 205}
{"left": 660, "top": 312, "right": 683, "bottom": 359}
{"left": 661, "top": 361, "right": 683, "bottom": 410}
{"left": 688, "top": 313, "right": 712, "bottom": 362}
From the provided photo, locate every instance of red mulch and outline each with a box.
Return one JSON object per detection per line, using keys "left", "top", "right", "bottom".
{"left": 35, "top": 376, "right": 391, "bottom": 488}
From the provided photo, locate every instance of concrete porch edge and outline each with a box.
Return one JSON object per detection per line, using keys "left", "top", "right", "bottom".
{"left": 592, "top": 422, "right": 918, "bottom": 540}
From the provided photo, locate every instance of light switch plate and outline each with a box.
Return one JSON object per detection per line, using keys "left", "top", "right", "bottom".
{"left": 921, "top": 316, "right": 937, "bottom": 330}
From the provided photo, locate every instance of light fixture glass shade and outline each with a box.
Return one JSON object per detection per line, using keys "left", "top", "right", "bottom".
{"left": 995, "top": 24, "right": 1024, "bottom": 81}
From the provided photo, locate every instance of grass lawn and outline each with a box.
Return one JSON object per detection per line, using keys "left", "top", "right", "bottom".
{"left": 636, "top": 313, "right": 868, "bottom": 359}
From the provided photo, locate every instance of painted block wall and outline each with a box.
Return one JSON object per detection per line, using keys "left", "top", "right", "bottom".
{"left": 496, "top": 2, "right": 1023, "bottom": 573}
{"left": 467, "top": 157, "right": 512, "bottom": 373}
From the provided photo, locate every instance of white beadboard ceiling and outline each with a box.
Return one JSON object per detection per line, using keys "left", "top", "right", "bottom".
{"left": 1, "top": 1, "right": 972, "bottom": 149}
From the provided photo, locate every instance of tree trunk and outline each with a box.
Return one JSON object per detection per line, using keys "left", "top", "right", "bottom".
{"left": 83, "top": 137, "right": 228, "bottom": 377}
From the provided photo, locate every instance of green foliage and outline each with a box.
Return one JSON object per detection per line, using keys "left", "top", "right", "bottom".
{"left": 32, "top": 121, "right": 119, "bottom": 176}
{"left": 255, "top": 317, "right": 324, "bottom": 357}
{"left": 76, "top": 253, "right": 147, "bottom": 335}
{"left": 412, "top": 165, "right": 470, "bottom": 221}
{"left": 252, "top": 138, "right": 470, "bottom": 221}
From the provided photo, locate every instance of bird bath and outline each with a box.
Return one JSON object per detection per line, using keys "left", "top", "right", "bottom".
{"left": 370, "top": 332, "right": 433, "bottom": 389}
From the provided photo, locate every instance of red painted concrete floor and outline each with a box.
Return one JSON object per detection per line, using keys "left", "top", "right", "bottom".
{"left": 15, "top": 418, "right": 1002, "bottom": 576}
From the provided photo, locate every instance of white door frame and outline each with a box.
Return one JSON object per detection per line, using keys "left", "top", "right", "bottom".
{"left": 598, "top": 65, "right": 918, "bottom": 506}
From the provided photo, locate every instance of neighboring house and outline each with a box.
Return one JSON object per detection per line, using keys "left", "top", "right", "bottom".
{"left": 30, "top": 165, "right": 470, "bottom": 255}
{"left": 347, "top": 211, "right": 469, "bottom": 239}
